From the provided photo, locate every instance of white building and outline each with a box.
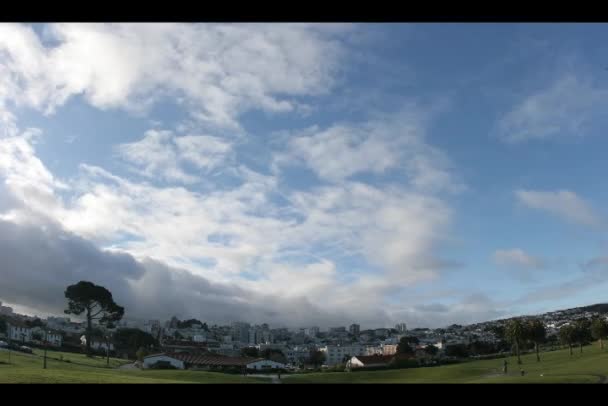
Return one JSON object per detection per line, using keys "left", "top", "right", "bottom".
{"left": 321, "top": 345, "right": 366, "bottom": 366}
{"left": 31, "top": 327, "right": 63, "bottom": 347}
{"left": 7, "top": 321, "right": 32, "bottom": 343}
{"left": 143, "top": 353, "right": 185, "bottom": 369}
{"left": 247, "top": 359, "right": 286, "bottom": 370}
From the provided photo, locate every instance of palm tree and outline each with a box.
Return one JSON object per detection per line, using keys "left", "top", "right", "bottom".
{"left": 505, "top": 319, "right": 525, "bottom": 365}
{"left": 559, "top": 324, "right": 576, "bottom": 356}
{"left": 591, "top": 318, "right": 608, "bottom": 350}
{"left": 526, "top": 318, "right": 546, "bottom": 362}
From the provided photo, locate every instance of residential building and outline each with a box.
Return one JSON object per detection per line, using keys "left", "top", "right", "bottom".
{"left": 383, "top": 344, "right": 398, "bottom": 355}
{"left": 232, "top": 322, "right": 250, "bottom": 343}
{"left": 349, "top": 324, "right": 360, "bottom": 336}
{"left": 321, "top": 344, "right": 366, "bottom": 366}
{"left": 7, "top": 320, "right": 32, "bottom": 343}
{"left": 304, "top": 326, "right": 320, "bottom": 338}
{"left": 395, "top": 323, "right": 407, "bottom": 334}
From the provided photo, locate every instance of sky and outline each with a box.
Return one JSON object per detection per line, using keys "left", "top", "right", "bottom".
{"left": 1, "top": 23, "right": 608, "bottom": 329}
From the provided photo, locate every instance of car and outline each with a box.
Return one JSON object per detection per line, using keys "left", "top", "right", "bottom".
{"left": 0, "top": 340, "right": 8, "bottom": 348}
{"left": 19, "top": 345, "right": 32, "bottom": 353}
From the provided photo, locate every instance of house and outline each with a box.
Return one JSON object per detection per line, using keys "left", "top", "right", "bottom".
{"left": 31, "top": 327, "right": 63, "bottom": 347}
{"left": 321, "top": 344, "right": 366, "bottom": 366}
{"left": 346, "top": 355, "right": 395, "bottom": 369}
{"left": 143, "top": 352, "right": 286, "bottom": 371}
{"left": 7, "top": 320, "right": 32, "bottom": 343}
{"left": 383, "top": 344, "right": 398, "bottom": 355}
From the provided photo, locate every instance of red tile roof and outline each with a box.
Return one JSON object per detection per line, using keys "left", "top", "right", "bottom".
{"left": 146, "top": 352, "right": 264, "bottom": 367}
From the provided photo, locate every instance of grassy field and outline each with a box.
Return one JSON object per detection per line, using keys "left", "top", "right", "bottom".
{"left": 0, "top": 348, "right": 266, "bottom": 383}
{"left": 284, "top": 343, "right": 608, "bottom": 384}
{"left": 2, "top": 343, "right": 607, "bottom": 383}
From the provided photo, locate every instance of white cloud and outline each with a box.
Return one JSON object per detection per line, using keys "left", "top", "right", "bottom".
{"left": 0, "top": 23, "right": 352, "bottom": 129}
{"left": 493, "top": 248, "right": 545, "bottom": 269}
{"left": 497, "top": 74, "right": 608, "bottom": 143}
{"left": 274, "top": 110, "right": 463, "bottom": 193}
{"left": 515, "top": 189, "right": 602, "bottom": 228}
{"left": 0, "top": 121, "right": 462, "bottom": 326}
{"left": 116, "top": 130, "right": 232, "bottom": 184}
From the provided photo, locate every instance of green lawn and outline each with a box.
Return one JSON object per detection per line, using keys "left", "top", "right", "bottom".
{"left": 0, "top": 349, "right": 267, "bottom": 383}
{"left": 3, "top": 343, "right": 607, "bottom": 383}
{"left": 283, "top": 343, "right": 608, "bottom": 384}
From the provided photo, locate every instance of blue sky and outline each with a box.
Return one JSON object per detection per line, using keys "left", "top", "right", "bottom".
{"left": 1, "top": 23, "right": 608, "bottom": 328}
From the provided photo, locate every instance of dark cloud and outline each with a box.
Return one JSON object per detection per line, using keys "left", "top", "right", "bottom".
{"left": 0, "top": 218, "right": 361, "bottom": 328}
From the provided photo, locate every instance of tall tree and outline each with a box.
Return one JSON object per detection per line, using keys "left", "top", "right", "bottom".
{"left": 424, "top": 344, "right": 439, "bottom": 356}
{"left": 308, "top": 350, "right": 326, "bottom": 368}
{"left": 559, "top": 324, "right": 576, "bottom": 356}
{"left": 396, "top": 336, "right": 415, "bottom": 355}
{"left": 505, "top": 319, "right": 525, "bottom": 364}
{"left": 526, "top": 318, "right": 546, "bottom": 362}
{"left": 591, "top": 318, "right": 608, "bottom": 350}
{"left": 574, "top": 319, "right": 592, "bottom": 354}
{"left": 64, "top": 281, "right": 124, "bottom": 356}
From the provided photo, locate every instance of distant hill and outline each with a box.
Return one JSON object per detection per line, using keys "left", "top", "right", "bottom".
{"left": 572, "top": 303, "right": 608, "bottom": 314}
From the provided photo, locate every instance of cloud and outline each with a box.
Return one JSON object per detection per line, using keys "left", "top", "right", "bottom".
{"left": 0, "top": 23, "right": 353, "bottom": 130}
{"left": 274, "top": 109, "right": 463, "bottom": 193}
{"left": 393, "top": 293, "right": 507, "bottom": 328}
{"left": 497, "top": 74, "right": 608, "bottom": 143}
{"left": 116, "top": 129, "right": 232, "bottom": 184}
{"left": 0, "top": 117, "right": 466, "bottom": 327}
{"left": 515, "top": 256, "right": 608, "bottom": 306}
{"left": 515, "top": 189, "right": 602, "bottom": 228}
{"left": 515, "top": 189, "right": 603, "bottom": 227}
{"left": 493, "top": 249, "right": 545, "bottom": 270}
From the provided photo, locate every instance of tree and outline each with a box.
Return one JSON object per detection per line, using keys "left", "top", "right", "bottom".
{"left": 136, "top": 346, "right": 148, "bottom": 369}
{"left": 113, "top": 328, "right": 157, "bottom": 359}
{"left": 424, "top": 344, "right": 439, "bottom": 357}
{"left": 591, "top": 318, "right": 608, "bottom": 350}
{"left": 574, "top": 319, "right": 592, "bottom": 354}
{"left": 173, "top": 330, "right": 183, "bottom": 340}
{"left": 559, "top": 324, "right": 576, "bottom": 356}
{"left": 25, "top": 318, "right": 44, "bottom": 328}
{"left": 505, "top": 319, "right": 525, "bottom": 364}
{"left": 64, "top": 281, "right": 124, "bottom": 356}
{"left": 526, "top": 318, "right": 546, "bottom": 362}
{"left": 445, "top": 344, "right": 468, "bottom": 358}
{"left": 0, "top": 318, "right": 6, "bottom": 334}
{"left": 397, "top": 336, "right": 416, "bottom": 355}
{"left": 308, "top": 350, "right": 325, "bottom": 368}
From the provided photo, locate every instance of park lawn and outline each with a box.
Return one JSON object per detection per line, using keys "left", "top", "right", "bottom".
{"left": 0, "top": 349, "right": 267, "bottom": 383}
{"left": 284, "top": 343, "right": 608, "bottom": 383}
